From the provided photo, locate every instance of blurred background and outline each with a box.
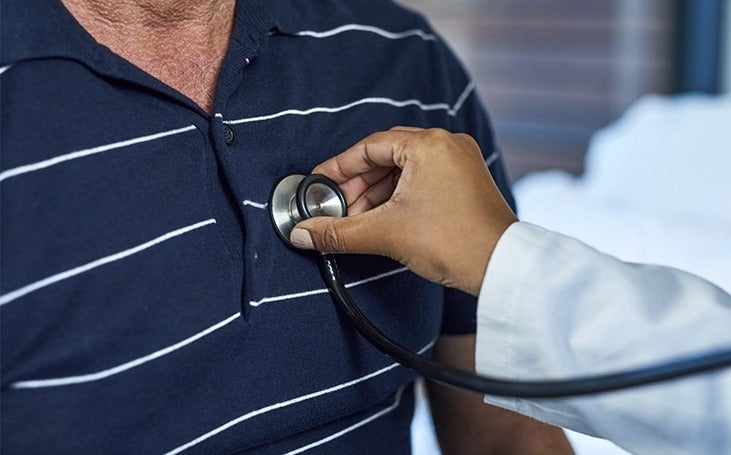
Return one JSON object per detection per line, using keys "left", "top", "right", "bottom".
{"left": 400, "top": 1, "right": 731, "bottom": 454}
{"left": 399, "top": 0, "right": 729, "bottom": 181}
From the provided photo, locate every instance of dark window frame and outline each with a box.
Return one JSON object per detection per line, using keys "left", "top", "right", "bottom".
{"left": 675, "top": 0, "right": 726, "bottom": 93}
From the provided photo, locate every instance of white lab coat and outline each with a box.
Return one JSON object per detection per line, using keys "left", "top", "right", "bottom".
{"left": 475, "top": 222, "right": 731, "bottom": 455}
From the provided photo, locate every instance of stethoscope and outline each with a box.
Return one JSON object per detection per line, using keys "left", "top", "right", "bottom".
{"left": 270, "top": 173, "right": 731, "bottom": 398}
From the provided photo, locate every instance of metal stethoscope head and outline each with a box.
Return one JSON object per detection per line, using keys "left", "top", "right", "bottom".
{"left": 269, "top": 173, "right": 731, "bottom": 398}
{"left": 270, "top": 174, "right": 347, "bottom": 247}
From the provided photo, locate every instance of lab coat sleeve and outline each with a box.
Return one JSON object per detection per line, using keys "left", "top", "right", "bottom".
{"left": 475, "top": 222, "right": 731, "bottom": 455}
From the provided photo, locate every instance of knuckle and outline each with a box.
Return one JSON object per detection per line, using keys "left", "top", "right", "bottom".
{"left": 457, "top": 133, "right": 480, "bottom": 153}
{"left": 321, "top": 222, "right": 347, "bottom": 252}
{"left": 423, "top": 127, "right": 450, "bottom": 141}
{"left": 421, "top": 128, "right": 453, "bottom": 155}
{"left": 455, "top": 132, "right": 478, "bottom": 148}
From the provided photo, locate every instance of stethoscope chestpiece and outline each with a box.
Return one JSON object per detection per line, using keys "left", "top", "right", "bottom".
{"left": 269, "top": 177, "right": 731, "bottom": 398}
{"left": 269, "top": 174, "right": 347, "bottom": 247}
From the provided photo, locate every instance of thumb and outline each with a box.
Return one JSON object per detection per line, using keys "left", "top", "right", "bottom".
{"left": 290, "top": 211, "right": 389, "bottom": 255}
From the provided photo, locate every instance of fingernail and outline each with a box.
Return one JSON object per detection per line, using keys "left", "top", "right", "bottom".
{"left": 290, "top": 228, "right": 314, "bottom": 250}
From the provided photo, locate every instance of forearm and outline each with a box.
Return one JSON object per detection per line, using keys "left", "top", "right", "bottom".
{"left": 427, "top": 334, "right": 573, "bottom": 454}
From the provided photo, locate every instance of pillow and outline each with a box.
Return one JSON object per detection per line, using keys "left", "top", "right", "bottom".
{"left": 582, "top": 94, "right": 731, "bottom": 224}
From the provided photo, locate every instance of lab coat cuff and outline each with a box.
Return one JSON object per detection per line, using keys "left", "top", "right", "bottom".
{"left": 475, "top": 222, "right": 548, "bottom": 376}
{"left": 474, "top": 222, "right": 584, "bottom": 425}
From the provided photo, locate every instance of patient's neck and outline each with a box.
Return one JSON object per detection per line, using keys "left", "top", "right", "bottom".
{"left": 61, "top": 0, "right": 236, "bottom": 113}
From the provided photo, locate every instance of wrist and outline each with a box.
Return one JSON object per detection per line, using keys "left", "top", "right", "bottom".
{"left": 465, "top": 219, "right": 517, "bottom": 296}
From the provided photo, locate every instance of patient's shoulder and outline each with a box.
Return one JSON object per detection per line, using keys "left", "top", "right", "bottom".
{"left": 285, "top": 0, "right": 432, "bottom": 31}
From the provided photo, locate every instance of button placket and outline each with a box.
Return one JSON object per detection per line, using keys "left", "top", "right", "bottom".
{"left": 223, "top": 124, "right": 235, "bottom": 145}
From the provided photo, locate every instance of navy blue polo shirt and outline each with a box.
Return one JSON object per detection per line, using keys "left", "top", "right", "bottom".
{"left": 0, "top": 0, "right": 515, "bottom": 453}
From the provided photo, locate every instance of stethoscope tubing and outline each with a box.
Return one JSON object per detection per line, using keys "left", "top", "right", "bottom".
{"left": 318, "top": 252, "right": 731, "bottom": 398}
{"left": 273, "top": 173, "right": 731, "bottom": 398}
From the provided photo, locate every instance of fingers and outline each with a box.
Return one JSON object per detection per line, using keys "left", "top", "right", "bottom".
{"left": 337, "top": 165, "right": 394, "bottom": 205}
{"left": 310, "top": 127, "right": 423, "bottom": 208}
{"left": 292, "top": 127, "right": 517, "bottom": 296}
{"left": 290, "top": 209, "right": 391, "bottom": 255}
{"left": 348, "top": 167, "right": 401, "bottom": 215}
{"left": 389, "top": 126, "right": 424, "bottom": 132}
{"left": 312, "top": 127, "right": 425, "bottom": 180}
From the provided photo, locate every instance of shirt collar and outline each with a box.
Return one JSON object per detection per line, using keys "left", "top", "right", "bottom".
{"left": 2, "top": 0, "right": 96, "bottom": 66}
{"left": 1, "top": 0, "right": 306, "bottom": 68}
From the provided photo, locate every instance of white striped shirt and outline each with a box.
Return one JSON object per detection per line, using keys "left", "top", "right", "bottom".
{"left": 0, "top": 0, "right": 515, "bottom": 453}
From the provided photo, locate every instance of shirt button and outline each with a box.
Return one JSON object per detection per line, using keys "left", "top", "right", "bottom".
{"left": 223, "top": 125, "right": 234, "bottom": 145}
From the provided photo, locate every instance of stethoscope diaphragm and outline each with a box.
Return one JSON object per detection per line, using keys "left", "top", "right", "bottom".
{"left": 269, "top": 172, "right": 731, "bottom": 397}
{"left": 269, "top": 174, "right": 347, "bottom": 247}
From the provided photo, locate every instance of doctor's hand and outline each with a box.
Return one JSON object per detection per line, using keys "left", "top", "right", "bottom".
{"left": 291, "top": 127, "right": 517, "bottom": 296}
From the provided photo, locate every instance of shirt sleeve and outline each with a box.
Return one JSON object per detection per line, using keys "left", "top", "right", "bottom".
{"left": 475, "top": 221, "right": 731, "bottom": 455}
{"left": 435, "top": 37, "right": 516, "bottom": 335}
